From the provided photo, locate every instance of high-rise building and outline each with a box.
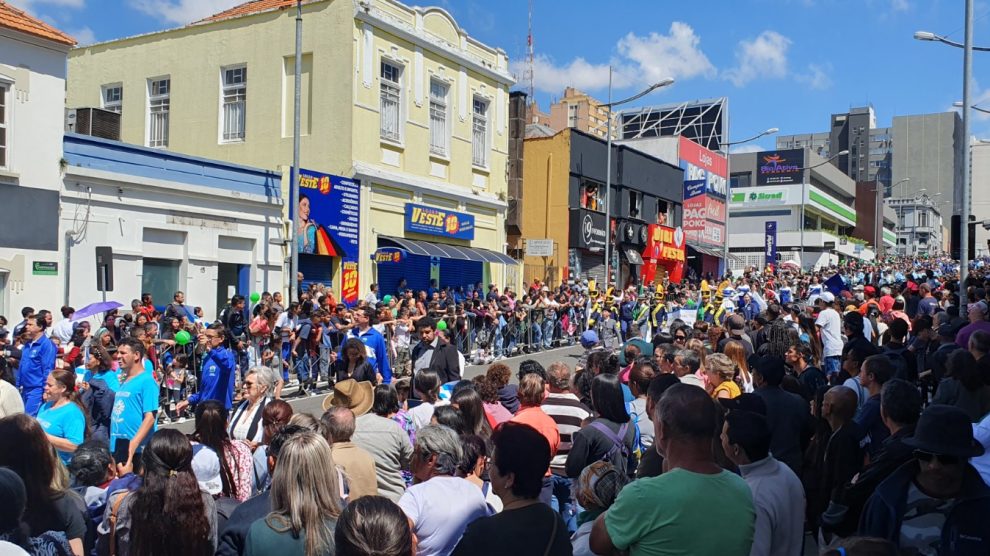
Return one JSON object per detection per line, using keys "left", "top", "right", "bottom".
{"left": 778, "top": 107, "right": 963, "bottom": 241}
{"left": 969, "top": 141, "right": 990, "bottom": 257}
{"left": 545, "top": 87, "right": 612, "bottom": 139}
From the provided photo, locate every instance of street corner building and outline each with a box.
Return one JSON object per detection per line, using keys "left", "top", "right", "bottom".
{"left": 0, "top": 2, "right": 77, "bottom": 314}
{"left": 65, "top": 0, "right": 516, "bottom": 300}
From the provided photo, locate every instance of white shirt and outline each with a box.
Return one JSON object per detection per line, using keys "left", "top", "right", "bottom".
{"left": 52, "top": 318, "right": 75, "bottom": 344}
{"left": 398, "top": 476, "right": 490, "bottom": 556}
{"left": 815, "top": 308, "right": 843, "bottom": 357}
{"left": 971, "top": 413, "right": 990, "bottom": 486}
{"left": 274, "top": 312, "right": 296, "bottom": 342}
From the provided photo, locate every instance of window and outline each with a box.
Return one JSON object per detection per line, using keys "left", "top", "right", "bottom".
{"left": 428, "top": 80, "right": 448, "bottom": 156}
{"left": 918, "top": 210, "right": 929, "bottom": 228}
{"left": 380, "top": 61, "right": 402, "bottom": 142}
{"left": 580, "top": 180, "right": 604, "bottom": 212}
{"left": 148, "top": 78, "right": 170, "bottom": 148}
{"left": 568, "top": 104, "right": 578, "bottom": 128}
{"left": 0, "top": 84, "right": 7, "bottom": 168}
{"left": 628, "top": 190, "right": 643, "bottom": 219}
{"left": 730, "top": 172, "right": 751, "bottom": 189}
{"left": 472, "top": 97, "right": 489, "bottom": 167}
{"left": 102, "top": 84, "right": 122, "bottom": 113}
{"left": 142, "top": 258, "right": 180, "bottom": 309}
{"left": 221, "top": 66, "right": 247, "bottom": 142}
{"left": 657, "top": 199, "right": 671, "bottom": 226}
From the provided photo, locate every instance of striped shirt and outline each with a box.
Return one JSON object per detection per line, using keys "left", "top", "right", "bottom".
{"left": 541, "top": 392, "right": 592, "bottom": 474}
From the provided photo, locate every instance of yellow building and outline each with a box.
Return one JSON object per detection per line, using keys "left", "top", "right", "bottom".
{"left": 67, "top": 0, "right": 515, "bottom": 300}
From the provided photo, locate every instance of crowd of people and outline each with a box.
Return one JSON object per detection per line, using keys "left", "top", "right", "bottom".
{"left": 2, "top": 255, "right": 990, "bottom": 555}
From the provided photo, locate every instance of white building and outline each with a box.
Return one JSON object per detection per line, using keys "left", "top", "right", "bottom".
{"left": 61, "top": 133, "right": 284, "bottom": 319}
{"left": 971, "top": 141, "right": 990, "bottom": 257}
{"left": 886, "top": 195, "right": 943, "bottom": 257}
{"left": 727, "top": 149, "right": 896, "bottom": 271}
{"left": 0, "top": 4, "right": 75, "bottom": 316}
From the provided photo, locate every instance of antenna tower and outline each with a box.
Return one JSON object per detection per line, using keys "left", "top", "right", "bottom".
{"left": 527, "top": 0, "right": 534, "bottom": 101}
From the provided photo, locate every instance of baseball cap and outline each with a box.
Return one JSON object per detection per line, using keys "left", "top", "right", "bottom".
{"left": 191, "top": 444, "right": 222, "bottom": 495}
{"left": 864, "top": 285, "right": 877, "bottom": 296}
{"left": 819, "top": 292, "right": 835, "bottom": 304}
{"left": 969, "top": 300, "right": 989, "bottom": 315}
{"left": 580, "top": 330, "right": 599, "bottom": 348}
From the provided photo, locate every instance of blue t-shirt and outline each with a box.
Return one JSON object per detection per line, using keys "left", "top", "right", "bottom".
{"left": 37, "top": 401, "right": 86, "bottom": 464}
{"left": 84, "top": 369, "right": 121, "bottom": 392}
{"left": 109, "top": 371, "right": 160, "bottom": 453}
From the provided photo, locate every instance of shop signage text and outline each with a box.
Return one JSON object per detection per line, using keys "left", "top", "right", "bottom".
{"left": 372, "top": 248, "right": 405, "bottom": 264}
{"left": 570, "top": 208, "right": 607, "bottom": 250}
{"left": 756, "top": 149, "right": 805, "bottom": 186}
{"left": 405, "top": 203, "right": 475, "bottom": 240}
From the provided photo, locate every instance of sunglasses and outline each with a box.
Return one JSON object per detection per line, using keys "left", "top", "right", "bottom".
{"left": 914, "top": 450, "right": 961, "bottom": 466}
{"left": 674, "top": 335, "right": 686, "bottom": 341}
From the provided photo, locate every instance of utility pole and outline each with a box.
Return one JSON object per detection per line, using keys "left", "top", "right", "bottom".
{"left": 289, "top": 0, "right": 302, "bottom": 303}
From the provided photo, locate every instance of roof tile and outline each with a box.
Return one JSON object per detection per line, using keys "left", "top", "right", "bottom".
{"left": 193, "top": 0, "right": 304, "bottom": 25}
{"left": 0, "top": 1, "right": 75, "bottom": 46}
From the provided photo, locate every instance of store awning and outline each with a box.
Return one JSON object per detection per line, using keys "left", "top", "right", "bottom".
{"left": 687, "top": 243, "right": 726, "bottom": 259}
{"left": 623, "top": 248, "right": 645, "bottom": 265}
{"left": 379, "top": 236, "right": 518, "bottom": 266}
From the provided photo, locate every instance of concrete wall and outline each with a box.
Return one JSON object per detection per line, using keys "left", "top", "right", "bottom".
{"left": 891, "top": 112, "right": 963, "bottom": 225}
{"left": 971, "top": 142, "right": 990, "bottom": 257}
{"left": 0, "top": 30, "right": 72, "bottom": 317}
{"left": 62, "top": 135, "right": 283, "bottom": 320}
{"left": 520, "top": 131, "right": 570, "bottom": 284}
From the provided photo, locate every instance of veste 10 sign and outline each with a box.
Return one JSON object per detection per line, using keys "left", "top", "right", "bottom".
{"left": 404, "top": 203, "right": 475, "bottom": 240}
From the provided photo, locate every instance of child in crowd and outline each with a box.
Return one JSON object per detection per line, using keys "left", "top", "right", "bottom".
{"left": 392, "top": 309, "right": 412, "bottom": 379}
{"left": 165, "top": 354, "right": 189, "bottom": 422}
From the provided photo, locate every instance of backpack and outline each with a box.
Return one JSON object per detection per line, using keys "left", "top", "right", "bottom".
{"left": 589, "top": 421, "right": 631, "bottom": 475}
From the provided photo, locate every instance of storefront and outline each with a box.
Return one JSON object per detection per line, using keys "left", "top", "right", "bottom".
{"left": 290, "top": 169, "right": 362, "bottom": 305}
{"left": 567, "top": 208, "right": 608, "bottom": 286}
{"left": 615, "top": 218, "right": 648, "bottom": 288}
{"left": 372, "top": 202, "right": 516, "bottom": 298}
{"left": 640, "top": 225, "right": 687, "bottom": 286}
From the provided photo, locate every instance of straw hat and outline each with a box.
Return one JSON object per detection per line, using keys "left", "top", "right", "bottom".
{"left": 322, "top": 379, "right": 374, "bottom": 416}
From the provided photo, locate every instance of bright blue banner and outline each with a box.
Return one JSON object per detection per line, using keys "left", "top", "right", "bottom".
{"left": 765, "top": 221, "right": 777, "bottom": 268}
{"left": 404, "top": 203, "right": 475, "bottom": 240}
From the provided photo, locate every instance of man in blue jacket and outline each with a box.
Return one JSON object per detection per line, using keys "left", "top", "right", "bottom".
{"left": 16, "top": 316, "right": 56, "bottom": 416}
{"left": 178, "top": 324, "right": 236, "bottom": 412}
{"left": 344, "top": 307, "right": 392, "bottom": 384}
{"left": 860, "top": 404, "right": 990, "bottom": 555}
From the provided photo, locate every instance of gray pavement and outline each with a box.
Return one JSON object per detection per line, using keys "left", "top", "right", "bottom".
{"left": 163, "top": 344, "right": 585, "bottom": 434}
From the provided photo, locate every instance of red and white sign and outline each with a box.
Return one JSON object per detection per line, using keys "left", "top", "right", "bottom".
{"left": 680, "top": 136, "right": 727, "bottom": 179}
{"left": 683, "top": 196, "right": 707, "bottom": 244}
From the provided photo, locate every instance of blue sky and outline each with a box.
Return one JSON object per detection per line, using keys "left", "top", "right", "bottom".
{"left": 12, "top": 0, "right": 990, "bottom": 147}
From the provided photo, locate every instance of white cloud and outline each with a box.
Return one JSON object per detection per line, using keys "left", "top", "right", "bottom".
{"left": 729, "top": 144, "right": 765, "bottom": 154}
{"left": 129, "top": 0, "right": 245, "bottom": 25}
{"left": 7, "top": 0, "right": 84, "bottom": 12}
{"left": 891, "top": 0, "right": 910, "bottom": 11}
{"left": 796, "top": 63, "right": 833, "bottom": 90}
{"left": 723, "top": 31, "right": 791, "bottom": 87}
{"left": 614, "top": 23, "right": 717, "bottom": 83}
{"left": 69, "top": 26, "right": 95, "bottom": 45}
{"left": 510, "top": 22, "right": 713, "bottom": 94}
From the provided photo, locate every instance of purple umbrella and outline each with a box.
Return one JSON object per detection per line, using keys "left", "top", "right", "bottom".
{"left": 72, "top": 301, "right": 124, "bottom": 321}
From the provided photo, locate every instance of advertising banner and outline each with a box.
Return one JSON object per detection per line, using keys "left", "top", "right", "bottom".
{"left": 679, "top": 136, "right": 727, "bottom": 199}
{"left": 404, "top": 203, "right": 475, "bottom": 240}
{"left": 641, "top": 224, "right": 686, "bottom": 284}
{"left": 290, "top": 169, "right": 361, "bottom": 258}
{"left": 756, "top": 149, "right": 805, "bottom": 185}
{"left": 341, "top": 261, "right": 359, "bottom": 305}
{"left": 372, "top": 248, "right": 406, "bottom": 264}
{"left": 569, "top": 209, "right": 607, "bottom": 250}
{"left": 765, "top": 221, "right": 778, "bottom": 269}
{"left": 730, "top": 187, "right": 791, "bottom": 207}
{"left": 682, "top": 195, "right": 706, "bottom": 244}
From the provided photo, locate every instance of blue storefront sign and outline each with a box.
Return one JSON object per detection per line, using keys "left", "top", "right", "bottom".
{"left": 765, "top": 221, "right": 778, "bottom": 268}
{"left": 404, "top": 203, "right": 475, "bottom": 240}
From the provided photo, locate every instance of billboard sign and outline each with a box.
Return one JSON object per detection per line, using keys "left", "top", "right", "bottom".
{"left": 404, "top": 203, "right": 475, "bottom": 240}
{"left": 756, "top": 149, "right": 805, "bottom": 185}
{"left": 730, "top": 187, "right": 792, "bottom": 207}
{"left": 679, "top": 136, "right": 727, "bottom": 199}
{"left": 290, "top": 169, "right": 361, "bottom": 259}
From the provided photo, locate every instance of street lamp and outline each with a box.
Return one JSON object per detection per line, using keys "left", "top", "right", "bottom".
{"left": 723, "top": 127, "right": 779, "bottom": 274}
{"left": 915, "top": 4, "right": 975, "bottom": 307}
{"left": 798, "top": 150, "right": 849, "bottom": 269}
{"left": 602, "top": 70, "right": 674, "bottom": 292}
{"left": 289, "top": 0, "right": 303, "bottom": 304}
{"left": 953, "top": 101, "right": 990, "bottom": 115}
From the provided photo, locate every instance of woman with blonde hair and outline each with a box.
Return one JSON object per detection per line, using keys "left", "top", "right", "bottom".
{"left": 705, "top": 353, "right": 741, "bottom": 400}
{"left": 685, "top": 338, "right": 707, "bottom": 372}
{"left": 722, "top": 340, "right": 754, "bottom": 394}
{"left": 245, "top": 430, "right": 342, "bottom": 556}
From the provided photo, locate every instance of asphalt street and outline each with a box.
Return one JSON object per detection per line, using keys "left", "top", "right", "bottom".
{"left": 163, "top": 344, "right": 585, "bottom": 434}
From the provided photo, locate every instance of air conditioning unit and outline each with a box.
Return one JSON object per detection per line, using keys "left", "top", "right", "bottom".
{"left": 67, "top": 107, "right": 121, "bottom": 140}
